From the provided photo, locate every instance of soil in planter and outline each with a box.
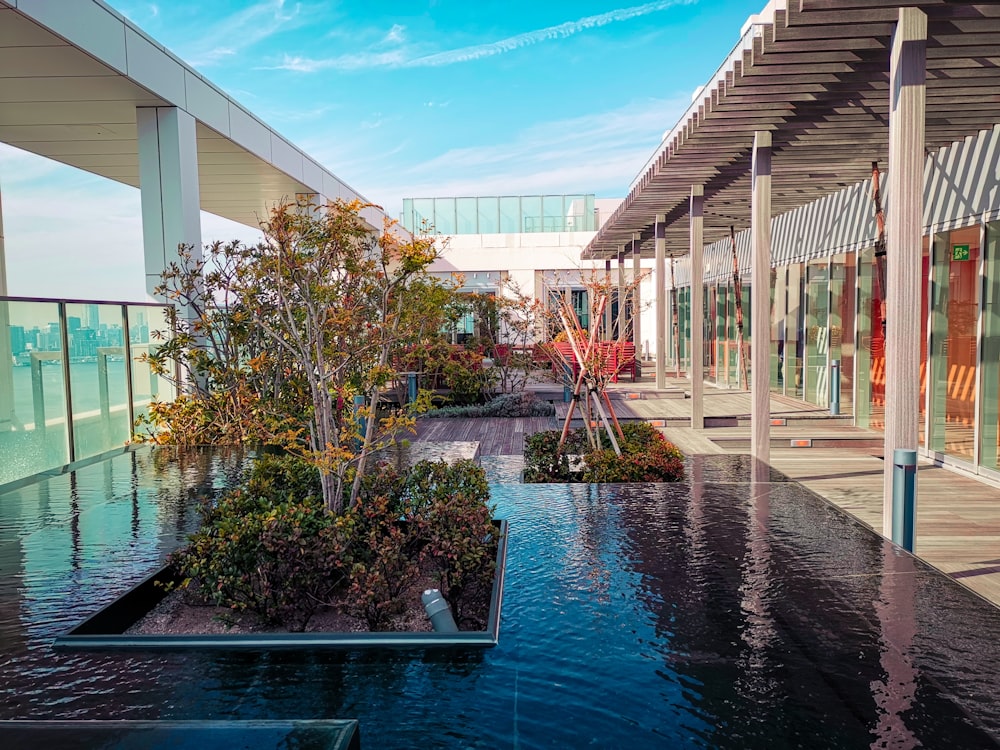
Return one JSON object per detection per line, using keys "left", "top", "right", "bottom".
{"left": 126, "top": 572, "right": 454, "bottom": 635}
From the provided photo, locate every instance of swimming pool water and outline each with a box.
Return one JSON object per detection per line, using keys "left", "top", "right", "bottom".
{"left": 1, "top": 448, "right": 999, "bottom": 748}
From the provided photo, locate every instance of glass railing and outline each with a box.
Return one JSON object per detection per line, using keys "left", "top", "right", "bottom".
{"left": 402, "top": 195, "right": 597, "bottom": 235}
{"left": 0, "top": 296, "right": 174, "bottom": 485}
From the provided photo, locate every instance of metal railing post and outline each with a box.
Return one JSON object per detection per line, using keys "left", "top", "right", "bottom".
{"left": 891, "top": 448, "right": 917, "bottom": 552}
{"left": 830, "top": 358, "right": 841, "bottom": 416}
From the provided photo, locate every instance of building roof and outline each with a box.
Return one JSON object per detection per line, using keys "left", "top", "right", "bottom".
{"left": 0, "top": 0, "right": 386, "bottom": 230}
{"left": 583, "top": 0, "right": 1000, "bottom": 259}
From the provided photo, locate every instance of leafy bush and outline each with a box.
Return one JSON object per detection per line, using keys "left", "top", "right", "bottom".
{"left": 404, "top": 460, "right": 497, "bottom": 627}
{"left": 171, "top": 488, "right": 351, "bottom": 631}
{"left": 524, "top": 423, "right": 685, "bottom": 483}
{"left": 425, "top": 392, "right": 555, "bottom": 419}
{"left": 246, "top": 452, "right": 322, "bottom": 501}
{"left": 340, "top": 493, "right": 422, "bottom": 630}
{"left": 173, "top": 454, "right": 499, "bottom": 632}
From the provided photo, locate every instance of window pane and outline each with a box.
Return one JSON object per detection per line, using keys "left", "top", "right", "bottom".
{"left": 521, "top": 197, "right": 542, "bottom": 232}
{"left": 477, "top": 197, "right": 499, "bottom": 234}
{"left": 66, "top": 303, "right": 130, "bottom": 459}
{"left": 543, "top": 196, "right": 564, "bottom": 232}
{"left": 499, "top": 197, "right": 519, "bottom": 233}
{"left": 456, "top": 198, "right": 477, "bottom": 234}
{"left": 412, "top": 199, "right": 434, "bottom": 232}
{"left": 433, "top": 198, "right": 456, "bottom": 234}
{"left": 129, "top": 305, "right": 174, "bottom": 429}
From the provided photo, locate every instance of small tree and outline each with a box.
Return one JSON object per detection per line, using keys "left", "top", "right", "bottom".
{"left": 141, "top": 199, "right": 452, "bottom": 514}
{"left": 543, "top": 269, "right": 649, "bottom": 462}
{"left": 461, "top": 278, "right": 547, "bottom": 394}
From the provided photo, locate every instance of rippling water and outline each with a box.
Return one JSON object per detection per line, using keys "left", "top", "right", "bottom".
{"left": 1, "top": 448, "right": 999, "bottom": 748}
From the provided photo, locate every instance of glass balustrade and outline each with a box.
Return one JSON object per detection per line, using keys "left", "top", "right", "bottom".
{"left": 0, "top": 297, "right": 172, "bottom": 486}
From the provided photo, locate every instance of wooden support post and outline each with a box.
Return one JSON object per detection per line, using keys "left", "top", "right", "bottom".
{"left": 883, "top": 7, "right": 926, "bottom": 535}
{"left": 655, "top": 214, "right": 666, "bottom": 389}
{"left": 632, "top": 233, "right": 641, "bottom": 358}
{"left": 751, "top": 131, "right": 772, "bottom": 468}
{"left": 604, "top": 259, "right": 612, "bottom": 340}
{"left": 617, "top": 247, "right": 626, "bottom": 340}
{"left": 690, "top": 185, "right": 704, "bottom": 430}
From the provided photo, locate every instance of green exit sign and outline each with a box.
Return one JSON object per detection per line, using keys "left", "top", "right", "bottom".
{"left": 953, "top": 244, "right": 971, "bottom": 261}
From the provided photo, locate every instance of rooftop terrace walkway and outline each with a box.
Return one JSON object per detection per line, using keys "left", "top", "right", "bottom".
{"left": 414, "top": 375, "right": 1000, "bottom": 609}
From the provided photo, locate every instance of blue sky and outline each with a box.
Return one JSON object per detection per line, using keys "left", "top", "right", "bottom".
{"left": 0, "top": 0, "right": 764, "bottom": 299}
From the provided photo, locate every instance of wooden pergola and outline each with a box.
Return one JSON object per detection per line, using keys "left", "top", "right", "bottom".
{"left": 583, "top": 1, "right": 1000, "bottom": 529}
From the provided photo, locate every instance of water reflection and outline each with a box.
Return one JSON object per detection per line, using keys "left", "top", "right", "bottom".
{"left": 0, "top": 451, "right": 998, "bottom": 749}
{"left": 870, "top": 547, "right": 918, "bottom": 750}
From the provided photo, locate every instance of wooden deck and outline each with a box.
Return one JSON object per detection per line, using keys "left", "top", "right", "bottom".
{"left": 413, "top": 372, "right": 1000, "bottom": 608}
{"left": 412, "top": 416, "right": 558, "bottom": 456}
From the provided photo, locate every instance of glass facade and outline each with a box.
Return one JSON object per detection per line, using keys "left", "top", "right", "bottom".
{"left": 402, "top": 195, "right": 596, "bottom": 235}
{"left": 981, "top": 222, "right": 1000, "bottom": 471}
{"left": 929, "top": 227, "right": 978, "bottom": 460}
{"left": 0, "top": 298, "right": 172, "bottom": 486}
{"left": 667, "top": 214, "right": 1000, "bottom": 479}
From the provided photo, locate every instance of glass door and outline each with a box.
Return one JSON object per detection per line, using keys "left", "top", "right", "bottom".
{"left": 980, "top": 222, "right": 1000, "bottom": 471}
{"left": 830, "top": 253, "right": 856, "bottom": 416}
{"left": 804, "top": 259, "right": 830, "bottom": 406}
{"left": 928, "top": 227, "right": 978, "bottom": 461}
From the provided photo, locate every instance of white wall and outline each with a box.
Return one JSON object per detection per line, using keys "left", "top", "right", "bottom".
{"left": 428, "top": 220, "right": 660, "bottom": 359}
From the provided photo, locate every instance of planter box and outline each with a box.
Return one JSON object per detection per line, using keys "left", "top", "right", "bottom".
{"left": 0, "top": 720, "right": 360, "bottom": 750}
{"left": 55, "top": 520, "right": 507, "bottom": 651}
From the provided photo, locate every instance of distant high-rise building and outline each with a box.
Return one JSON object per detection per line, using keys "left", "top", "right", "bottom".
{"left": 84, "top": 304, "right": 100, "bottom": 330}
{"left": 9, "top": 326, "right": 24, "bottom": 356}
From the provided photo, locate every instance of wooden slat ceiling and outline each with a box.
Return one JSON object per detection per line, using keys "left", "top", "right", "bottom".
{"left": 584, "top": 1, "right": 1000, "bottom": 259}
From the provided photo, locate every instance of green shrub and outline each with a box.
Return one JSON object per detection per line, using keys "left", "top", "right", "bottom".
{"left": 524, "top": 424, "right": 685, "bottom": 483}
{"left": 340, "top": 493, "right": 422, "bottom": 630}
{"left": 425, "top": 392, "right": 555, "bottom": 419}
{"left": 171, "top": 489, "right": 351, "bottom": 631}
{"left": 405, "top": 460, "right": 497, "bottom": 627}
{"left": 172, "top": 455, "right": 499, "bottom": 632}
{"left": 246, "top": 452, "right": 322, "bottom": 502}
{"left": 523, "top": 428, "right": 590, "bottom": 482}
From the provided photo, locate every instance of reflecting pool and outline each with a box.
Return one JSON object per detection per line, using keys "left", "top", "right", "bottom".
{"left": 1, "top": 448, "right": 999, "bottom": 748}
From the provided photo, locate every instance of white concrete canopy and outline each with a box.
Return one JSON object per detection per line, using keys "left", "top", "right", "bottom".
{"left": 0, "top": 0, "right": 386, "bottom": 234}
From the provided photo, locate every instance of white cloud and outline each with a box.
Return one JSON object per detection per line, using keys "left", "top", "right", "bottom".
{"left": 350, "top": 94, "right": 692, "bottom": 216}
{"left": 407, "top": 0, "right": 697, "bottom": 68}
{"left": 266, "top": 0, "right": 697, "bottom": 72}
{"left": 178, "top": 0, "right": 305, "bottom": 68}
{"left": 383, "top": 23, "right": 406, "bottom": 45}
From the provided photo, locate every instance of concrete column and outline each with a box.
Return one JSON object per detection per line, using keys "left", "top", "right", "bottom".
{"left": 883, "top": 8, "right": 926, "bottom": 535}
{"left": 655, "top": 214, "right": 666, "bottom": 388}
{"left": 137, "top": 106, "right": 202, "bottom": 299}
{"left": 632, "top": 234, "right": 641, "bottom": 356}
{"left": 690, "top": 185, "right": 704, "bottom": 429}
{"left": 751, "top": 131, "right": 772, "bottom": 467}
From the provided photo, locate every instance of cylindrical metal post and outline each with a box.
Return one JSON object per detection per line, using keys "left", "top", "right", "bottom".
{"left": 407, "top": 372, "right": 418, "bottom": 404}
{"left": 421, "top": 588, "right": 458, "bottom": 633}
{"left": 891, "top": 448, "right": 917, "bottom": 552}
{"left": 830, "top": 359, "right": 841, "bottom": 416}
{"left": 352, "top": 394, "right": 366, "bottom": 450}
